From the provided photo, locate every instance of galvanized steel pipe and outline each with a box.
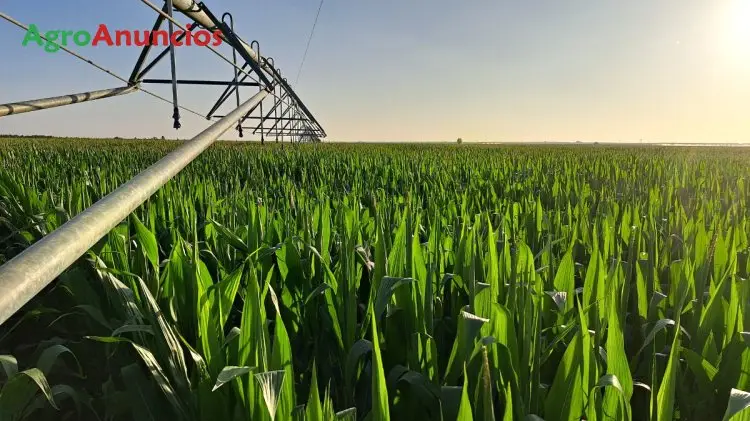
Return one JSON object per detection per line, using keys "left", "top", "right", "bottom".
{"left": 165, "top": 0, "right": 325, "bottom": 136}
{"left": 0, "top": 89, "right": 269, "bottom": 325}
{"left": 0, "top": 86, "right": 137, "bottom": 117}
{"left": 170, "top": 0, "right": 262, "bottom": 64}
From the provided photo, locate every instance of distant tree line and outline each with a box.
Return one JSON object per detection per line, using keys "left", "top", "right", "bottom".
{"left": 0, "top": 134, "right": 167, "bottom": 140}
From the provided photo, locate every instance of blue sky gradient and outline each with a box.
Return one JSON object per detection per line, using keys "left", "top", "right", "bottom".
{"left": 1, "top": 0, "right": 748, "bottom": 142}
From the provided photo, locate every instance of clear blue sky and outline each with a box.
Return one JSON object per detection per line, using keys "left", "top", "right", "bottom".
{"left": 1, "top": 0, "right": 749, "bottom": 142}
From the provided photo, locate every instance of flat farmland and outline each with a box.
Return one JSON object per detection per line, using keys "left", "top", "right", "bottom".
{"left": 0, "top": 137, "right": 749, "bottom": 420}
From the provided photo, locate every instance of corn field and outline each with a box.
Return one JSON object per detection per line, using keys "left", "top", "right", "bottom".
{"left": 0, "top": 137, "right": 749, "bottom": 420}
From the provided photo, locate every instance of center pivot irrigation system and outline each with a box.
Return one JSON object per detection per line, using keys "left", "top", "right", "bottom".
{"left": 0, "top": 0, "right": 327, "bottom": 325}
{"left": 0, "top": 0, "right": 326, "bottom": 143}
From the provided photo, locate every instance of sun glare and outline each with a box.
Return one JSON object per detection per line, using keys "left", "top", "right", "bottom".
{"left": 724, "top": 0, "right": 750, "bottom": 62}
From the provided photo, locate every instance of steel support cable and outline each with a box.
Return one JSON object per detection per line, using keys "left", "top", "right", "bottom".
{"left": 140, "top": 0, "right": 271, "bottom": 82}
{"left": 140, "top": 0, "right": 325, "bottom": 135}
{"left": 295, "top": 0, "right": 324, "bottom": 85}
{"left": 0, "top": 12, "right": 206, "bottom": 119}
{"left": 140, "top": 0, "right": 316, "bottom": 129}
{"left": 138, "top": 0, "right": 276, "bottom": 100}
{"left": 0, "top": 89, "right": 269, "bottom": 326}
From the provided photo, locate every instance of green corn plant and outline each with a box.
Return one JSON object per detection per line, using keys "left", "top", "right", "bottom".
{"left": 0, "top": 137, "right": 749, "bottom": 420}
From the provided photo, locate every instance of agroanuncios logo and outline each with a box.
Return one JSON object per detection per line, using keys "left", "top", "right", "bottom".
{"left": 22, "top": 23, "right": 223, "bottom": 53}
